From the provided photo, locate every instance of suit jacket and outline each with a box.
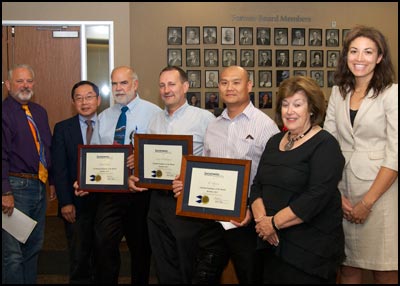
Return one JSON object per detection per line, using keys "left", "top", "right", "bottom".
{"left": 205, "top": 59, "right": 218, "bottom": 67}
{"left": 276, "top": 59, "right": 289, "bottom": 67}
{"left": 241, "top": 60, "right": 254, "bottom": 67}
{"left": 324, "top": 85, "right": 398, "bottom": 180}
{"left": 168, "top": 36, "right": 181, "bottom": 44}
{"left": 257, "top": 37, "right": 269, "bottom": 45}
{"left": 259, "top": 59, "right": 272, "bottom": 66}
{"left": 168, "top": 58, "right": 182, "bottom": 66}
{"left": 51, "top": 115, "right": 97, "bottom": 215}
{"left": 294, "top": 60, "right": 306, "bottom": 67}
{"left": 310, "top": 38, "right": 322, "bottom": 46}
{"left": 223, "top": 60, "right": 236, "bottom": 66}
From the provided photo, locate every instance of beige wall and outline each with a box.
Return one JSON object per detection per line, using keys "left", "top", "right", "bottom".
{"left": 3, "top": 2, "right": 398, "bottom": 117}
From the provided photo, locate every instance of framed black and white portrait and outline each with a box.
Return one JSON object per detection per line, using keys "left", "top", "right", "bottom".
{"left": 222, "top": 49, "right": 237, "bottom": 67}
{"left": 186, "top": 49, "right": 200, "bottom": 67}
{"left": 276, "top": 70, "right": 290, "bottom": 87}
{"left": 293, "top": 50, "right": 307, "bottom": 67}
{"left": 258, "top": 49, "right": 272, "bottom": 67}
{"left": 327, "top": 70, "right": 335, "bottom": 87}
{"left": 203, "top": 26, "right": 217, "bottom": 44}
{"left": 293, "top": 70, "right": 307, "bottom": 77}
{"left": 275, "top": 49, "right": 289, "bottom": 67}
{"left": 274, "top": 28, "right": 288, "bottom": 45}
{"left": 246, "top": 70, "right": 255, "bottom": 87}
{"left": 291, "top": 28, "right": 305, "bottom": 46}
{"left": 327, "top": 50, "right": 340, "bottom": 68}
{"left": 239, "top": 27, "right": 253, "bottom": 45}
{"left": 258, "top": 70, "right": 272, "bottom": 88}
{"left": 205, "top": 70, "right": 219, "bottom": 88}
{"left": 204, "top": 49, "right": 219, "bottom": 67}
{"left": 326, "top": 29, "right": 339, "bottom": 47}
{"left": 240, "top": 49, "right": 254, "bottom": 68}
{"left": 256, "top": 27, "right": 271, "bottom": 45}
{"left": 167, "top": 27, "right": 182, "bottom": 45}
{"left": 185, "top": 26, "right": 200, "bottom": 45}
{"left": 187, "top": 92, "right": 201, "bottom": 107}
{"left": 249, "top": 92, "right": 255, "bottom": 106}
{"left": 311, "top": 70, "right": 324, "bottom": 87}
{"left": 259, "top": 91, "right": 272, "bottom": 109}
{"left": 205, "top": 92, "right": 219, "bottom": 109}
{"left": 342, "top": 29, "right": 351, "bottom": 45}
{"left": 309, "top": 28, "right": 322, "bottom": 46}
{"left": 310, "top": 50, "right": 324, "bottom": 67}
{"left": 167, "top": 48, "right": 182, "bottom": 67}
{"left": 187, "top": 70, "right": 201, "bottom": 88}
{"left": 221, "top": 27, "right": 235, "bottom": 45}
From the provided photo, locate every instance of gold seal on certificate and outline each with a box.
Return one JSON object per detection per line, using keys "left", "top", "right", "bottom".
{"left": 202, "top": 195, "right": 209, "bottom": 204}
{"left": 156, "top": 170, "right": 163, "bottom": 177}
{"left": 95, "top": 175, "right": 102, "bottom": 182}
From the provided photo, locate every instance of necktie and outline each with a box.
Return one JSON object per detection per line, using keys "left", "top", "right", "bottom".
{"left": 113, "top": 106, "right": 129, "bottom": 145}
{"left": 86, "top": 119, "right": 93, "bottom": 144}
{"left": 22, "top": 104, "right": 48, "bottom": 183}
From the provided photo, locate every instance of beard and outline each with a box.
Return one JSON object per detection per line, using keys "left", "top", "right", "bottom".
{"left": 16, "top": 88, "right": 33, "bottom": 101}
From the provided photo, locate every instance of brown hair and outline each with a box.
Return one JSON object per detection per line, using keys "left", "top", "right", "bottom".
{"left": 160, "top": 66, "right": 188, "bottom": 83}
{"left": 335, "top": 25, "right": 395, "bottom": 99}
{"left": 275, "top": 76, "right": 326, "bottom": 129}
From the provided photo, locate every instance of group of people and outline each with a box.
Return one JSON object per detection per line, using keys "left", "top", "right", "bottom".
{"left": 2, "top": 25, "right": 397, "bottom": 285}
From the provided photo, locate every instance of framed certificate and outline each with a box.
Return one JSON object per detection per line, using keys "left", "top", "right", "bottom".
{"left": 77, "top": 144, "right": 132, "bottom": 193}
{"left": 176, "top": 155, "right": 251, "bottom": 222}
{"left": 134, "top": 134, "right": 193, "bottom": 190}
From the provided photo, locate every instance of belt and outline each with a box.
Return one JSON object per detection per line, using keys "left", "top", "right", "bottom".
{"left": 9, "top": 172, "right": 39, "bottom": 180}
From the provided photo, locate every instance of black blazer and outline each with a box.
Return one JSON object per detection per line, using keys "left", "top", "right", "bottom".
{"left": 51, "top": 115, "right": 86, "bottom": 215}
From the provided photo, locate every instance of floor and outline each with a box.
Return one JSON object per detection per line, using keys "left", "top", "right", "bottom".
{"left": 37, "top": 217, "right": 375, "bottom": 284}
{"left": 37, "top": 216, "right": 157, "bottom": 284}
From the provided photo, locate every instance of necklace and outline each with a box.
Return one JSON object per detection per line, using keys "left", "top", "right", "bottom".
{"left": 284, "top": 125, "right": 313, "bottom": 151}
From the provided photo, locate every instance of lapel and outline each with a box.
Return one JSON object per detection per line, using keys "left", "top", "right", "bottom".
{"left": 68, "top": 115, "right": 84, "bottom": 145}
{"left": 352, "top": 89, "right": 375, "bottom": 130}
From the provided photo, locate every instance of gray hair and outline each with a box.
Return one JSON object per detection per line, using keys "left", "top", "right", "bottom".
{"left": 8, "top": 64, "right": 35, "bottom": 80}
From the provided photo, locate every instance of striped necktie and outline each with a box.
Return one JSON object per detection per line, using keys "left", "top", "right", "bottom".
{"left": 22, "top": 104, "right": 48, "bottom": 183}
{"left": 113, "top": 106, "right": 129, "bottom": 145}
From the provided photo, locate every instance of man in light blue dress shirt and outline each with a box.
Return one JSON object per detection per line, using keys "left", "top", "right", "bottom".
{"left": 94, "top": 66, "right": 161, "bottom": 284}
{"left": 128, "top": 66, "right": 215, "bottom": 283}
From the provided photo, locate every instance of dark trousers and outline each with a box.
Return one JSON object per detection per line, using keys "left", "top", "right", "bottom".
{"left": 194, "top": 221, "right": 263, "bottom": 284}
{"left": 62, "top": 195, "right": 97, "bottom": 284}
{"left": 147, "top": 190, "right": 207, "bottom": 284}
{"left": 94, "top": 192, "right": 152, "bottom": 284}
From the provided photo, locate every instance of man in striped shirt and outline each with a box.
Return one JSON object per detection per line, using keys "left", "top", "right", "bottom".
{"left": 173, "top": 66, "right": 280, "bottom": 283}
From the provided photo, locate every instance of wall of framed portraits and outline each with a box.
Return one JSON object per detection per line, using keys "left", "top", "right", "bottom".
{"left": 166, "top": 25, "right": 351, "bottom": 113}
{"left": 130, "top": 2, "right": 397, "bottom": 119}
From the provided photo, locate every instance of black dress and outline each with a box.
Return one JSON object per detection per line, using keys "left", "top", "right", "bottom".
{"left": 250, "top": 130, "right": 345, "bottom": 282}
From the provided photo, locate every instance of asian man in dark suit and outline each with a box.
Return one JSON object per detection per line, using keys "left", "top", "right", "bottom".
{"left": 51, "top": 80, "right": 101, "bottom": 283}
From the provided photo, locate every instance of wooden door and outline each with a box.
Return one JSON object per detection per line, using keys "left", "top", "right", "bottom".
{"left": 2, "top": 25, "right": 81, "bottom": 215}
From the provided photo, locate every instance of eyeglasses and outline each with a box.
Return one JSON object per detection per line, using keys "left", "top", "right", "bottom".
{"left": 74, "top": 95, "right": 97, "bottom": 103}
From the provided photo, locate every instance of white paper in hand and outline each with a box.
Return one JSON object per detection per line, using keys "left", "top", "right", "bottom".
{"left": 2, "top": 208, "right": 37, "bottom": 244}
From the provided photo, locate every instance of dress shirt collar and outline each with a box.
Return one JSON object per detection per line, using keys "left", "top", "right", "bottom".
{"left": 220, "top": 101, "right": 254, "bottom": 121}
{"left": 162, "top": 101, "right": 189, "bottom": 119}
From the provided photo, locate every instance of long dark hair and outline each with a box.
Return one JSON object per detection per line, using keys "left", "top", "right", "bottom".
{"left": 334, "top": 25, "right": 395, "bottom": 99}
